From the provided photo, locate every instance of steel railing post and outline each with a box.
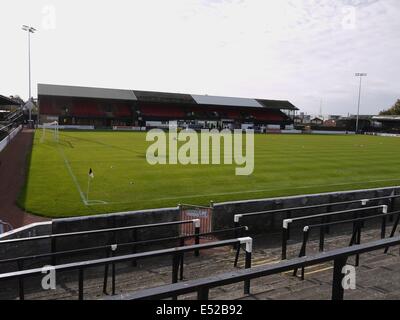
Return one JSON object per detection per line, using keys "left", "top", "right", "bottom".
{"left": 239, "top": 237, "right": 252, "bottom": 295}
{"left": 294, "top": 226, "right": 309, "bottom": 279}
{"left": 78, "top": 268, "right": 84, "bottom": 300}
{"left": 194, "top": 219, "right": 201, "bottom": 257}
{"left": 282, "top": 219, "right": 292, "bottom": 260}
{"left": 331, "top": 256, "right": 348, "bottom": 300}
{"left": 197, "top": 287, "right": 209, "bottom": 300}
{"left": 131, "top": 229, "right": 138, "bottom": 267}
{"left": 17, "top": 260, "right": 24, "bottom": 301}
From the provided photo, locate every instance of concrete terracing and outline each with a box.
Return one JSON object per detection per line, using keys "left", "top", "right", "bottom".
{"left": 0, "top": 223, "right": 399, "bottom": 300}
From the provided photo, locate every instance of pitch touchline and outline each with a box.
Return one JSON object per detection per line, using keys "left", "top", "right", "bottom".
{"left": 92, "top": 178, "right": 400, "bottom": 206}
{"left": 58, "top": 147, "right": 109, "bottom": 206}
{"left": 58, "top": 147, "right": 89, "bottom": 205}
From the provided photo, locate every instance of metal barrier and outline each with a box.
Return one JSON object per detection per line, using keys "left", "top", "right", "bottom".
{"left": 233, "top": 194, "right": 400, "bottom": 240}
{"left": 0, "top": 219, "right": 201, "bottom": 265}
{"left": 281, "top": 205, "right": 388, "bottom": 260}
{"left": 106, "top": 236, "right": 400, "bottom": 301}
{"left": 293, "top": 210, "right": 400, "bottom": 279}
{"left": 0, "top": 237, "right": 253, "bottom": 300}
{"left": 0, "top": 225, "right": 248, "bottom": 296}
{"left": 0, "top": 226, "right": 248, "bottom": 269}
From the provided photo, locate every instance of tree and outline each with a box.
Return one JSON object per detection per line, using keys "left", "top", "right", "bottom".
{"left": 380, "top": 99, "right": 400, "bottom": 115}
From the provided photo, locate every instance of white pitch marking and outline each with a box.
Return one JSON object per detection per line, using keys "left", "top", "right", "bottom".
{"left": 87, "top": 178, "right": 400, "bottom": 206}
{"left": 58, "top": 146, "right": 109, "bottom": 206}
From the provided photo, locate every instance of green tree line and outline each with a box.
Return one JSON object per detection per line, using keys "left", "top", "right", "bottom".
{"left": 380, "top": 99, "right": 400, "bottom": 115}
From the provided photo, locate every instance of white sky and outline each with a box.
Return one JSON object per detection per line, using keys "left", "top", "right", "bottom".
{"left": 1, "top": 0, "right": 399, "bottom": 115}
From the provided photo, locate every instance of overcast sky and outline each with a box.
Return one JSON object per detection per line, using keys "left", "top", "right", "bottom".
{"left": 1, "top": 0, "right": 399, "bottom": 115}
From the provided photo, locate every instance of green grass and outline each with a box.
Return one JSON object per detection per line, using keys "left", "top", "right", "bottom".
{"left": 18, "top": 130, "right": 400, "bottom": 218}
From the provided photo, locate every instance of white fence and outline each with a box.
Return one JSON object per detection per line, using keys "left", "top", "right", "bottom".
{"left": 37, "top": 125, "right": 95, "bottom": 130}
{"left": 112, "top": 126, "right": 146, "bottom": 131}
{"left": 309, "top": 130, "right": 356, "bottom": 135}
{"left": 0, "top": 125, "right": 22, "bottom": 153}
{"left": 365, "top": 132, "right": 400, "bottom": 138}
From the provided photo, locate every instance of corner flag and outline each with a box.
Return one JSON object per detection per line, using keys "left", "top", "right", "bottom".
{"left": 89, "top": 168, "right": 94, "bottom": 179}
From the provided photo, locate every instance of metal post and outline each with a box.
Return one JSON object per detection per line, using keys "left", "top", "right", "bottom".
{"left": 319, "top": 224, "right": 325, "bottom": 252}
{"left": 244, "top": 250, "right": 252, "bottom": 295}
{"left": 355, "top": 225, "right": 362, "bottom": 267}
{"left": 112, "top": 261, "right": 116, "bottom": 295}
{"left": 234, "top": 244, "right": 241, "bottom": 267}
{"left": 197, "top": 287, "right": 209, "bottom": 300}
{"left": 381, "top": 215, "right": 387, "bottom": 239}
{"left": 332, "top": 256, "right": 348, "bottom": 300}
{"left": 172, "top": 253, "right": 180, "bottom": 284}
{"left": 51, "top": 237, "right": 57, "bottom": 266}
{"left": 78, "top": 269, "right": 84, "bottom": 300}
{"left": 103, "top": 248, "right": 111, "bottom": 295}
{"left": 132, "top": 229, "right": 137, "bottom": 267}
{"left": 281, "top": 227, "right": 288, "bottom": 260}
{"left": 389, "top": 198, "right": 394, "bottom": 223}
{"left": 234, "top": 221, "right": 240, "bottom": 241}
{"left": 179, "top": 237, "right": 185, "bottom": 280}
{"left": 172, "top": 253, "right": 181, "bottom": 301}
{"left": 194, "top": 220, "right": 200, "bottom": 257}
{"left": 17, "top": 260, "right": 24, "bottom": 301}
{"left": 384, "top": 213, "right": 400, "bottom": 253}
{"left": 294, "top": 227, "right": 309, "bottom": 279}
{"left": 233, "top": 215, "right": 241, "bottom": 250}
{"left": 286, "top": 211, "right": 292, "bottom": 240}
{"left": 237, "top": 237, "right": 252, "bottom": 295}
{"left": 355, "top": 73, "right": 367, "bottom": 134}
{"left": 179, "top": 254, "right": 185, "bottom": 281}
{"left": 282, "top": 219, "right": 292, "bottom": 260}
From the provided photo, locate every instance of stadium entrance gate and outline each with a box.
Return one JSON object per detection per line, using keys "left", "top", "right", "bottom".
{"left": 179, "top": 203, "right": 214, "bottom": 240}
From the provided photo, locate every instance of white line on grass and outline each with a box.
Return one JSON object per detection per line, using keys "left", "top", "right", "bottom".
{"left": 58, "top": 147, "right": 88, "bottom": 205}
{"left": 58, "top": 146, "right": 109, "bottom": 206}
{"left": 88, "top": 178, "right": 400, "bottom": 206}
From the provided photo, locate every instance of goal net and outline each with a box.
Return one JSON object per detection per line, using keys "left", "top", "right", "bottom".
{"left": 41, "top": 121, "right": 59, "bottom": 143}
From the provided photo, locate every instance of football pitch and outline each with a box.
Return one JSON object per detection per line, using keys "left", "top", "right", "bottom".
{"left": 18, "top": 130, "right": 400, "bottom": 218}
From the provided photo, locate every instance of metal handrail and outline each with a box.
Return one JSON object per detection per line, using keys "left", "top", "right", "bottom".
{"left": 293, "top": 211, "right": 400, "bottom": 279}
{"left": 281, "top": 205, "right": 388, "bottom": 259}
{"left": 0, "top": 237, "right": 253, "bottom": 301}
{"left": 105, "top": 235, "right": 400, "bottom": 301}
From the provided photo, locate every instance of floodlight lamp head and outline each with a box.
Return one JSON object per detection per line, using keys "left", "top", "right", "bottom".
{"left": 22, "top": 25, "right": 36, "bottom": 33}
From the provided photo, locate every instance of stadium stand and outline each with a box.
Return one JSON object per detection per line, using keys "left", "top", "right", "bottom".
{"left": 37, "top": 84, "right": 298, "bottom": 129}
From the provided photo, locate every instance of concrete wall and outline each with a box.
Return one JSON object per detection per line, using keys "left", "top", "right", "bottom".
{"left": 51, "top": 207, "right": 180, "bottom": 252}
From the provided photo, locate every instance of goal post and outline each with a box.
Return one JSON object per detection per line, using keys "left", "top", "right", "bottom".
{"left": 41, "top": 121, "right": 59, "bottom": 143}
